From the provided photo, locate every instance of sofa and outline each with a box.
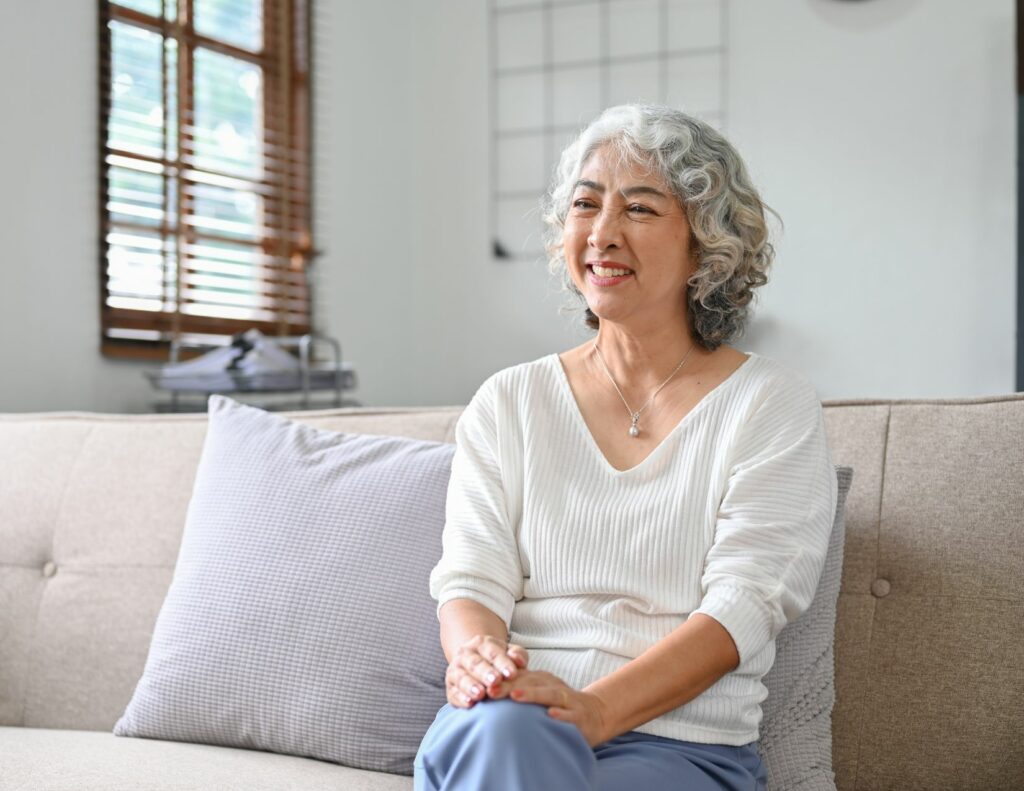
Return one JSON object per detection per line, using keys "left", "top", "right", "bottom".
{"left": 1, "top": 391, "right": 1021, "bottom": 790}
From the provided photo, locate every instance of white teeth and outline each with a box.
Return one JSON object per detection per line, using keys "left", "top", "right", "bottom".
{"left": 591, "top": 265, "right": 632, "bottom": 277}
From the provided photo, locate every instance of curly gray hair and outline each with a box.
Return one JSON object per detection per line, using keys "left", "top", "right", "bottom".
{"left": 542, "top": 104, "right": 779, "bottom": 351}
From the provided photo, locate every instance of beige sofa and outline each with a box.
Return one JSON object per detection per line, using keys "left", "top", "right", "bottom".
{"left": 1, "top": 393, "right": 1022, "bottom": 790}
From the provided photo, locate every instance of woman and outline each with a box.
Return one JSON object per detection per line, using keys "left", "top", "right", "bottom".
{"left": 414, "top": 104, "right": 838, "bottom": 791}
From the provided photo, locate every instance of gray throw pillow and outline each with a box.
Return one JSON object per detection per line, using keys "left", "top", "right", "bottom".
{"left": 114, "top": 394, "right": 453, "bottom": 775}
{"left": 758, "top": 465, "right": 854, "bottom": 791}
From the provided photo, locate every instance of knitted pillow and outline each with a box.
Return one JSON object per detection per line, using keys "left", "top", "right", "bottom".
{"left": 114, "top": 395, "right": 453, "bottom": 775}
{"left": 758, "top": 465, "right": 854, "bottom": 791}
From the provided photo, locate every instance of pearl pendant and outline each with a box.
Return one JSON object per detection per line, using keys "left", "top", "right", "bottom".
{"left": 628, "top": 425, "right": 640, "bottom": 438}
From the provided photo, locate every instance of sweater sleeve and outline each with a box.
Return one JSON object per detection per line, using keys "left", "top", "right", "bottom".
{"left": 429, "top": 376, "right": 524, "bottom": 629}
{"left": 691, "top": 371, "right": 838, "bottom": 666}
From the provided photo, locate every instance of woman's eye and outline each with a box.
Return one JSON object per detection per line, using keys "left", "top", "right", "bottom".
{"left": 572, "top": 199, "right": 597, "bottom": 210}
{"left": 628, "top": 204, "right": 653, "bottom": 214}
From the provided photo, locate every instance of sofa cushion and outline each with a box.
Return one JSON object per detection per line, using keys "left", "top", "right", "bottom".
{"left": 825, "top": 397, "right": 1024, "bottom": 791}
{"left": 0, "top": 727, "right": 411, "bottom": 791}
{"left": 758, "top": 465, "right": 853, "bottom": 791}
{"left": 114, "top": 395, "right": 454, "bottom": 775}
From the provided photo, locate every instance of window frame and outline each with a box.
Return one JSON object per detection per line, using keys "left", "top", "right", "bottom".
{"left": 98, "top": 0, "right": 315, "bottom": 362}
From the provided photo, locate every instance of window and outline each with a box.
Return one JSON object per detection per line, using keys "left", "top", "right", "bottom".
{"left": 99, "top": 0, "right": 314, "bottom": 360}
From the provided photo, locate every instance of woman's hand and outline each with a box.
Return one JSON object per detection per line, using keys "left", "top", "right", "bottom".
{"left": 495, "top": 669, "right": 612, "bottom": 748}
{"left": 445, "top": 634, "right": 529, "bottom": 709}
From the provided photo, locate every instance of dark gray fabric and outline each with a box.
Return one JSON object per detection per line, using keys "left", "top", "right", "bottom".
{"left": 114, "top": 395, "right": 453, "bottom": 775}
{"left": 758, "top": 466, "right": 854, "bottom": 791}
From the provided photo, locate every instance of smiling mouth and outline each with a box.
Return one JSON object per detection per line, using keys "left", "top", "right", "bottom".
{"left": 587, "top": 264, "right": 634, "bottom": 277}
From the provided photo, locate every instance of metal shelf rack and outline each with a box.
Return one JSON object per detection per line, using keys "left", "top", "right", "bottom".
{"left": 144, "top": 333, "right": 360, "bottom": 413}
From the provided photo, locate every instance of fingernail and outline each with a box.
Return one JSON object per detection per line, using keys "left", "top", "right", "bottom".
{"left": 486, "top": 673, "right": 497, "bottom": 684}
{"left": 501, "top": 667, "right": 512, "bottom": 678}
{"left": 470, "top": 685, "right": 481, "bottom": 696}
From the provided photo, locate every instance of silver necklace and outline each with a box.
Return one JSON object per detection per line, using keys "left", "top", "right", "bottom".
{"left": 593, "top": 340, "right": 695, "bottom": 438}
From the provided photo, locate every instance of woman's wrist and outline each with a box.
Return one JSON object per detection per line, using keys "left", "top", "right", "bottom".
{"left": 439, "top": 598, "right": 509, "bottom": 664}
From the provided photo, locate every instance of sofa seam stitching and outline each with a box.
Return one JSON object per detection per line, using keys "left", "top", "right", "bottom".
{"left": 850, "top": 403, "right": 890, "bottom": 790}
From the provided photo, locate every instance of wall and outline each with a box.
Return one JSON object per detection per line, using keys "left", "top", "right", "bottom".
{"left": 726, "top": 0, "right": 1015, "bottom": 398}
{"left": 311, "top": 1, "right": 422, "bottom": 409}
{"left": 0, "top": 2, "right": 150, "bottom": 412}
{"left": 389, "top": 0, "right": 1017, "bottom": 404}
{"left": 0, "top": 0, "right": 1015, "bottom": 412}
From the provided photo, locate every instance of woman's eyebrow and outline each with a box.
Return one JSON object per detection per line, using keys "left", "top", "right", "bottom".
{"left": 621, "top": 185, "right": 669, "bottom": 199}
{"left": 572, "top": 179, "right": 668, "bottom": 200}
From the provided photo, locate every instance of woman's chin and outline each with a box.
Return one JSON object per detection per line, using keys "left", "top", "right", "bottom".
{"left": 585, "top": 304, "right": 632, "bottom": 325}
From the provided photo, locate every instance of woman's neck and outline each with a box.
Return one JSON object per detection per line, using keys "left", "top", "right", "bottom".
{"left": 586, "top": 323, "right": 709, "bottom": 393}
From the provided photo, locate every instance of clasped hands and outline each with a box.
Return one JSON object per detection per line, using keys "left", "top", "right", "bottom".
{"left": 446, "top": 634, "right": 611, "bottom": 747}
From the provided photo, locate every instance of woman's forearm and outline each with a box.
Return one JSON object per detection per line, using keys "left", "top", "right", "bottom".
{"left": 582, "top": 613, "right": 740, "bottom": 744}
{"left": 438, "top": 598, "right": 509, "bottom": 664}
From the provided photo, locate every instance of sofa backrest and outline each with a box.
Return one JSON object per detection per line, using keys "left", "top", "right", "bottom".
{"left": 1, "top": 394, "right": 1022, "bottom": 790}
{"left": 821, "top": 393, "right": 1023, "bottom": 790}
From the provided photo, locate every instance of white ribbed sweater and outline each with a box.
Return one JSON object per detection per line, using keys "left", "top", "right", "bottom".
{"left": 429, "top": 351, "right": 838, "bottom": 745}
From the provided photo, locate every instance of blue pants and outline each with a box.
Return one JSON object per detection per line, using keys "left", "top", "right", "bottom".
{"left": 414, "top": 699, "right": 767, "bottom": 791}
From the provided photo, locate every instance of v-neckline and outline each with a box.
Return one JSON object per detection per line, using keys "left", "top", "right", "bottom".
{"left": 549, "top": 351, "right": 757, "bottom": 476}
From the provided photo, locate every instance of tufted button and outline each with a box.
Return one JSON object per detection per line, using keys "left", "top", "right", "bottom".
{"left": 871, "top": 578, "right": 891, "bottom": 598}
{"left": 41, "top": 561, "right": 57, "bottom": 578}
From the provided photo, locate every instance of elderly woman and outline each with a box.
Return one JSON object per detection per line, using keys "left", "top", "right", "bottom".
{"left": 413, "top": 104, "right": 838, "bottom": 791}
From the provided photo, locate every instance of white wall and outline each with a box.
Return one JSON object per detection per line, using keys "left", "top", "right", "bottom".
{"left": 0, "top": 0, "right": 1015, "bottom": 412}
{"left": 0, "top": 1, "right": 152, "bottom": 413}
{"left": 727, "top": 0, "right": 1016, "bottom": 398}
{"left": 380, "top": 0, "right": 1016, "bottom": 405}
{"left": 311, "top": 2, "right": 422, "bottom": 409}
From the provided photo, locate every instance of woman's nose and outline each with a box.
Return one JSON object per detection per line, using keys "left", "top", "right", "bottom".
{"left": 587, "top": 208, "right": 623, "bottom": 250}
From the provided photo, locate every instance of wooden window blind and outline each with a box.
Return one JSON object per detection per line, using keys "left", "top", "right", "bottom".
{"left": 99, "top": 0, "right": 314, "bottom": 361}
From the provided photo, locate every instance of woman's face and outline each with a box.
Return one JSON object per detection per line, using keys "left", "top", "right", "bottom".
{"left": 563, "top": 144, "right": 695, "bottom": 329}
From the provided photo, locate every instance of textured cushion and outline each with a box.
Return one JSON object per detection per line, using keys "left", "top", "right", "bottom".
{"left": 758, "top": 465, "right": 854, "bottom": 791}
{"left": 113, "top": 395, "right": 454, "bottom": 775}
